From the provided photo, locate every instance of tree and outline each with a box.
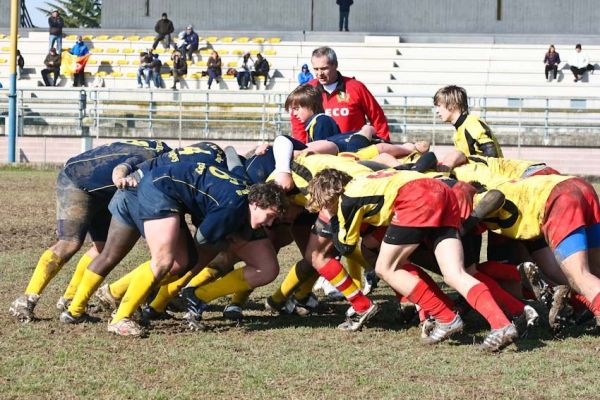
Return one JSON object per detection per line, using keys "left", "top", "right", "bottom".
{"left": 38, "top": 0, "right": 102, "bottom": 28}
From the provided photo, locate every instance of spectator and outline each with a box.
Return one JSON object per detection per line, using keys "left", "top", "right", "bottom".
{"left": 236, "top": 52, "right": 253, "bottom": 89}
{"left": 290, "top": 46, "right": 390, "bottom": 143}
{"left": 206, "top": 50, "right": 222, "bottom": 89}
{"left": 70, "top": 36, "right": 89, "bottom": 87}
{"left": 149, "top": 52, "right": 163, "bottom": 88}
{"left": 179, "top": 25, "right": 199, "bottom": 62}
{"left": 297, "top": 63, "right": 313, "bottom": 85}
{"left": 337, "top": 0, "right": 353, "bottom": 32}
{"left": 543, "top": 44, "right": 561, "bottom": 82}
{"left": 41, "top": 47, "right": 61, "bottom": 86}
{"left": 251, "top": 53, "right": 270, "bottom": 88}
{"left": 569, "top": 43, "right": 595, "bottom": 82}
{"left": 48, "top": 9, "right": 64, "bottom": 53}
{"left": 152, "top": 13, "right": 174, "bottom": 50}
{"left": 137, "top": 51, "right": 152, "bottom": 88}
{"left": 16, "top": 49, "right": 24, "bottom": 80}
{"left": 170, "top": 49, "right": 187, "bottom": 90}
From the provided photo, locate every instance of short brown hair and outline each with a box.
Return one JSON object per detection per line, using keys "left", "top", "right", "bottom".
{"left": 285, "top": 84, "right": 324, "bottom": 113}
{"left": 248, "top": 182, "right": 288, "bottom": 214}
{"left": 433, "top": 85, "right": 469, "bottom": 114}
{"left": 306, "top": 169, "right": 352, "bottom": 213}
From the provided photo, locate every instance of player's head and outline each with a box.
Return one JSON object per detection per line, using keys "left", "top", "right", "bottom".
{"left": 307, "top": 168, "right": 352, "bottom": 213}
{"left": 311, "top": 46, "right": 338, "bottom": 85}
{"left": 285, "top": 85, "right": 324, "bottom": 122}
{"left": 248, "top": 182, "right": 288, "bottom": 229}
{"left": 433, "top": 85, "right": 468, "bottom": 122}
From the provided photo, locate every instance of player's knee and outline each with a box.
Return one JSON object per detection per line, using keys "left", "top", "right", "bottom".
{"left": 52, "top": 240, "right": 83, "bottom": 260}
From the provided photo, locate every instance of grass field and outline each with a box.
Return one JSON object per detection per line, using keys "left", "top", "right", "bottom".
{"left": 2, "top": 167, "right": 600, "bottom": 400}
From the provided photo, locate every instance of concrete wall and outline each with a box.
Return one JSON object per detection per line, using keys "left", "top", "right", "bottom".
{"left": 0, "top": 1, "right": 14, "bottom": 30}
{"left": 100, "top": 0, "right": 600, "bottom": 35}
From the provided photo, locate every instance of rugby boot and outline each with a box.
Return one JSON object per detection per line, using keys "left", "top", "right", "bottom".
{"left": 421, "top": 314, "right": 464, "bottom": 345}
{"left": 481, "top": 323, "right": 518, "bottom": 352}
{"left": 9, "top": 294, "right": 39, "bottom": 323}
{"left": 107, "top": 318, "right": 145, "bottom": 337}
{"left": 337, "top": 302, "right": 380, "bottom": 331}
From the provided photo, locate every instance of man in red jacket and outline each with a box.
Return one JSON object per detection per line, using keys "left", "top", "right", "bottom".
{"left": 291, "top": 46, "right": 390, "bottom": 143}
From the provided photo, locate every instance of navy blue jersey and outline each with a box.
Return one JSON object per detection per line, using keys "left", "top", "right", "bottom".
{"left": 242, "top": 147, "right": 276, "bottom": 184}
{"left": 305, "top": 113, "right": 341, "bottom": 142}
{"left": 135, "top": 142, "right": 226, "bottom": 176}
{"left": 63, "top": 140, "right": 171, "bottom": 199}
{"left": 150, "top": 161, "right": 250, "bottom": 243}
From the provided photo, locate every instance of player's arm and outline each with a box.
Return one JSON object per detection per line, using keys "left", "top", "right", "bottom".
{"left": 470, "top": 120, "right": 500, "bottom": 157}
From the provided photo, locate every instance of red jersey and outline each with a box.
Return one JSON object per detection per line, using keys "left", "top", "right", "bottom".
{"left": 290, "top": 74, "right": 390, "bottom": 143}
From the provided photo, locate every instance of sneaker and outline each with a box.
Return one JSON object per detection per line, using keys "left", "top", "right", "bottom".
{"left": 421, "top": 314, "right": 464, "bottom": 345}
{"left": 180, "top": 287, "right": 208, "bottom": 321}
{"left": 9, "top": 294, "right": 39, "bottom": 322}
{"left": 141, "top": 305, "right": 171, "bottom": 321}
{"left": 513, "top": 305, "right": 539, "bottom": 337}
{"left": 59, "top": 310, "right": 89, "bottom": 324}
{"left": 292, "top": 293, "right": 319, "bottom": 316}
{"left": 95, "top": 284, "right": 121, "bottom": 311}
{"left": 346, "top": 305, "right": 356, "bottom": 318}
{"left": 137, "top": 84, "right": 142, "bottom": 88}
{"left": 481, "top": 323, "right": 518, "bottom": 352}
{"left": 337, "top": 302, "right": 380, "bottom": 332}
{"left": 223, "top": 304, "right": 244, "bottom": 321}
{"left": 517, "top": 262, "right": 551, "bottom": 307}
{"left": 264, "top": 296, "right": 294, "bottom": 315}
{"left": 548, "top": 285, "right": 573, "bottom": 332}
{"left": 56, "top": 296, "right": 71, "bottom": 312}
{"left": 107, "top": 318, "right": 144, "bottom": 337}
{"left": 420, "top": 317, "right": 436, "bottom": 339}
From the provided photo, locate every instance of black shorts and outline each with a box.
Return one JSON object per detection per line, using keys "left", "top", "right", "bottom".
{"left": 383, "top": 225, "right": 459, "bottom": 248}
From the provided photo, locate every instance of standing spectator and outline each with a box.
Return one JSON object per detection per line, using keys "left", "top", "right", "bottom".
{"left": 16, "top": 49, "right": 24, "bottom": 80}
{"left": 543, "top": 44, "right": 561, "bottom": 82}
{"left": 236, "top": 52, "right": 253, "bottom": 89}
{"left": 41, "top": 47, "right": 61, "bottom": 86}
{"left": 150, "top": 52, "right": 163, "bottom": 88}
{"left": 337, "top": 0, "right": 353, "bottom": 32}
{"left": 170, "top": 50, "right": 187, "bottom": 90}
{"left": 48, "top": 10, "right": 64, "bottom": 53}
{"left": 206, "top": 50, "right": 222, "bottom": 89}
{"left": 136, "top": 51, "right": 152, "bottom": 88}
{"left": 180, "top": 25, "right": 199, "bottom": 62}
{"left": 297, "top": 63, "right": 313, "bottom": 85}
{"left": 152, "top": 13, "right": 174, "bottom": 50}
{"left": 70, "top": 36, "right": 89, "bottom": 87}
{"left": 569, "top": 43, "right": 595, "bottom": 82}
{"left": 290, "top": 46, "right": 390, "bottom": 143}
{"left": 251, "top": 53, "right": 270, "bottom": 88}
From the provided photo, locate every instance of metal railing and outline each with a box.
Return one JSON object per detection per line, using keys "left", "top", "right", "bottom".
{"left": 1, "top": 88, "right": 600, "bottom": 147}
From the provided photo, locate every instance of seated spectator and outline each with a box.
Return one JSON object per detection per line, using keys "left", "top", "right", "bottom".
{"left": 206, "top": 50, "right": 222, "bottom": 89}
{"left": 70, "top": 36, "right": 89, "bottom": 87}
{"left": 569, "top": 43, "right": 594, "bottom": 82}
{"left": 251, "top": 53, "right": 270, "bottom": 88}
{"left": 297, "top": 63, "right": 313, "bottom": 85}
{"left": 16, "top": 50, "right": 24, "bottom": 80}
{"left": 137, "top": 51, "right": 152, "bottom": 88}
{"left": 41, "top": 47, "right": 61, "bottom": 86}
{"left": 149, "top": 52, "right": 163, "bottom": 88}
{"left": 543, "top": 44, "right": 560, "bottom": 82}
{"left": 152, "top": 13, "right": 174, "bottom": 50}
{"left": 171, "top": 50, "right": 187, "bottom": 90}
{"left": 179, "top": 25, "right": 199, "bottom": 62}
{"left": 237, "top": 52, "right": 253, "bottom": 89}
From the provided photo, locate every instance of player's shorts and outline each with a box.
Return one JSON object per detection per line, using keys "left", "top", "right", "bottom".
{"left": 108, "top": 188, "right": 145, "bottom": 235}
{"left": 56, "top": 169, "right": 111, "bottom": 242}
{"left": 543, "top": 177, "right": 600, "bottom": 250}
{"left": 243, "top": 148, "right": 276, "bottom": 184}
{"left": 137, "top": 175, "right": 182, "bottom": 221}
{"left": 326, "top": 133, "right": 372, "bottom": 153}
{"left": 447, "top": 180, "right": 477, "bottom": 221}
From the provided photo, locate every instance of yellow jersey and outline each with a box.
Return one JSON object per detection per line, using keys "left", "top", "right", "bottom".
{"left": 465, "top": 155, "right": 546, "bottom": 179}
{"left": 454, "top": 114, "right": 503, "bottom": 157}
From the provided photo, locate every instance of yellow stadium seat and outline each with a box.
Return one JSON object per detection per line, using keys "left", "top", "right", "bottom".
{"left": 111, "top": 71, "right": 123, "bottom": 77}
{"left": 0, "top": 46, "right": 9, "bottom": 52}
{"left": 95, "top": 71, "right": 107, "bottom": 77}
{"left": 249, "top": 50, "right": 260, "bottom": 56}
{"left": 90, "top": 48, "right": 104, "bottom": 53}
{"left": 264, "top": 49, "right": 277, "bottom": 56}
{"left": 190, "top": 73, "right": 202, "bottom": 79}
{"left": 87, "top": 59, "right": 98, "bottom": 65}
{"left": 63, "top": 47, "right": 71, "bottom": 53}
{"left": 122, "top": 48, "right": 135, "bottom": 54}
{"left": 227, "top": 61, "right": 237, "bottom": 67}
{"left": 100, "top": 60, "right": 113, "bottom": 65}
{"left": 106, "top": 48, "right": 119, "bottom": 53}
{"left": 83, "top": 34, "right": 94, "bottom": 41}
{"left": 199, "top": 49, "right": 212, "bottom": 56}
{"left": 219, "top": 50, "right": 229, "bottom": 55}
{"left": 220, "top": 36, "right": 234, "bottom": 43}
{"left": 223, "top": 73, "right": 236, "bottom": 80}
{"left": 127, "top": 35, "right": 140, "bottom": 41}
{"left": 196, "top": 61, "right": 207, "bottom": 67}
{"left": 142, "top": 35, "right": 155, "bottom": 42}
{"left": 267, "top": 37, "right": 281, "bottom": 44}
{"left": 161, "top": 73, "right": 171, "bottom": 78}
{"left": 252, "top": 37, "right": 265, "bottom": 43}
{"left": 131, "top": 59, "right": 140, "bottom": 65}
{"left": 0, "top": 34, "right": 5, "bottom": 40}
{"left": 117, "top": 59, "right": 129, "bottom": 65}
{"left": 236, "top": 37, "right": 249, "bottom": 43}
{"left": 164, "top": 60, "right": 173, "bottom": 66}
{"left": 232, "top": 49, "right": 244, "bottom": 56}
{"left": 95, "top": 35, "right": 109, "bottom": 40}
{"left": 110, "top": 35, "right": 125, "bottom": 41}
{"left": 205, "top": 36, "right": 218, "bottom": 43}
{"left": 0, "top": 58, "right": 7, "bottom": 64}
{"left": 126, "top": 72, "right": 137, "bottom": 78}
{"left": 154, "top": 48, "right": 165, "bottom": 54}
{"left": 65, "top": 34, "right": 78, "bottom": 40}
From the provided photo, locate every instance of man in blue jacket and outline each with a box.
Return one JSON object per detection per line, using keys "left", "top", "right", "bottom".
{"left": 180, "top": 25, "right": 199, "bottom": 61}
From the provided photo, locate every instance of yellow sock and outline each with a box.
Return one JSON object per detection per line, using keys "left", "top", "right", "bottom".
{"left": 231, "top": 289, "right": 253, "bottom": 306}
{"left": 293, "top": 273, "right": 320, "bottom": 301}
{"left": 345, "top": 248, "right": 368, "bottom": 290}
{"left": 187, "top": 266, "right": 221, "bottom": 288}
{"left": 194, "top": 268, "right": 251, "bottom": 303}
{"left": 111, "top": 261, "right": 155, "bottom": 324}
{"left": 158, "top": 272, "right": 179, "bottom": 286}
{"left": 108, "top": 269, "right": 137, "bottom": 300}
{"left": 271, "top": 262, "right": 302, "bottom": 304}
{"left": 68, "top": 269, "right": 104, "bottom": 317}
{"left": 62, "top": 254, "right": 94, "bottom": 300}
{"left": 149, "top": 271, "right": 193, "bottom": 312}
{"left": 25, "top": 250, "right": 66, "bottom": 295}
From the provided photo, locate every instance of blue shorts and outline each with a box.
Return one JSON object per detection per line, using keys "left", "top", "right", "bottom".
{"left": 108, "top": 188, "right": 146, "bottom": 236}
{"left": 326, "top": 133, "right": 372, "bottom": 153}
{"left": 137, "top": 175, "right": 182, "bottom": 221}
{"left": 554, "top": 223, "right": 600, "bottom": 261}
{"left": 56, "top": 169, "right": 111, "bottom": 242}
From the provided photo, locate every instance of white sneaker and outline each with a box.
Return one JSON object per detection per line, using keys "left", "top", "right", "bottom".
{"left": 137, "top": 84, "right": 142, "bottom": 88}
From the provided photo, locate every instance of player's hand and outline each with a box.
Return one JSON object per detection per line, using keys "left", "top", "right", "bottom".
{"left": 415, "top": 140, "right": 430, "bottom": 154}
{"left": 255, "top": 143, "right": 271, "bottom": 156}
{"left": 275, "top": 172, "right": 295, "bottom": 191}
